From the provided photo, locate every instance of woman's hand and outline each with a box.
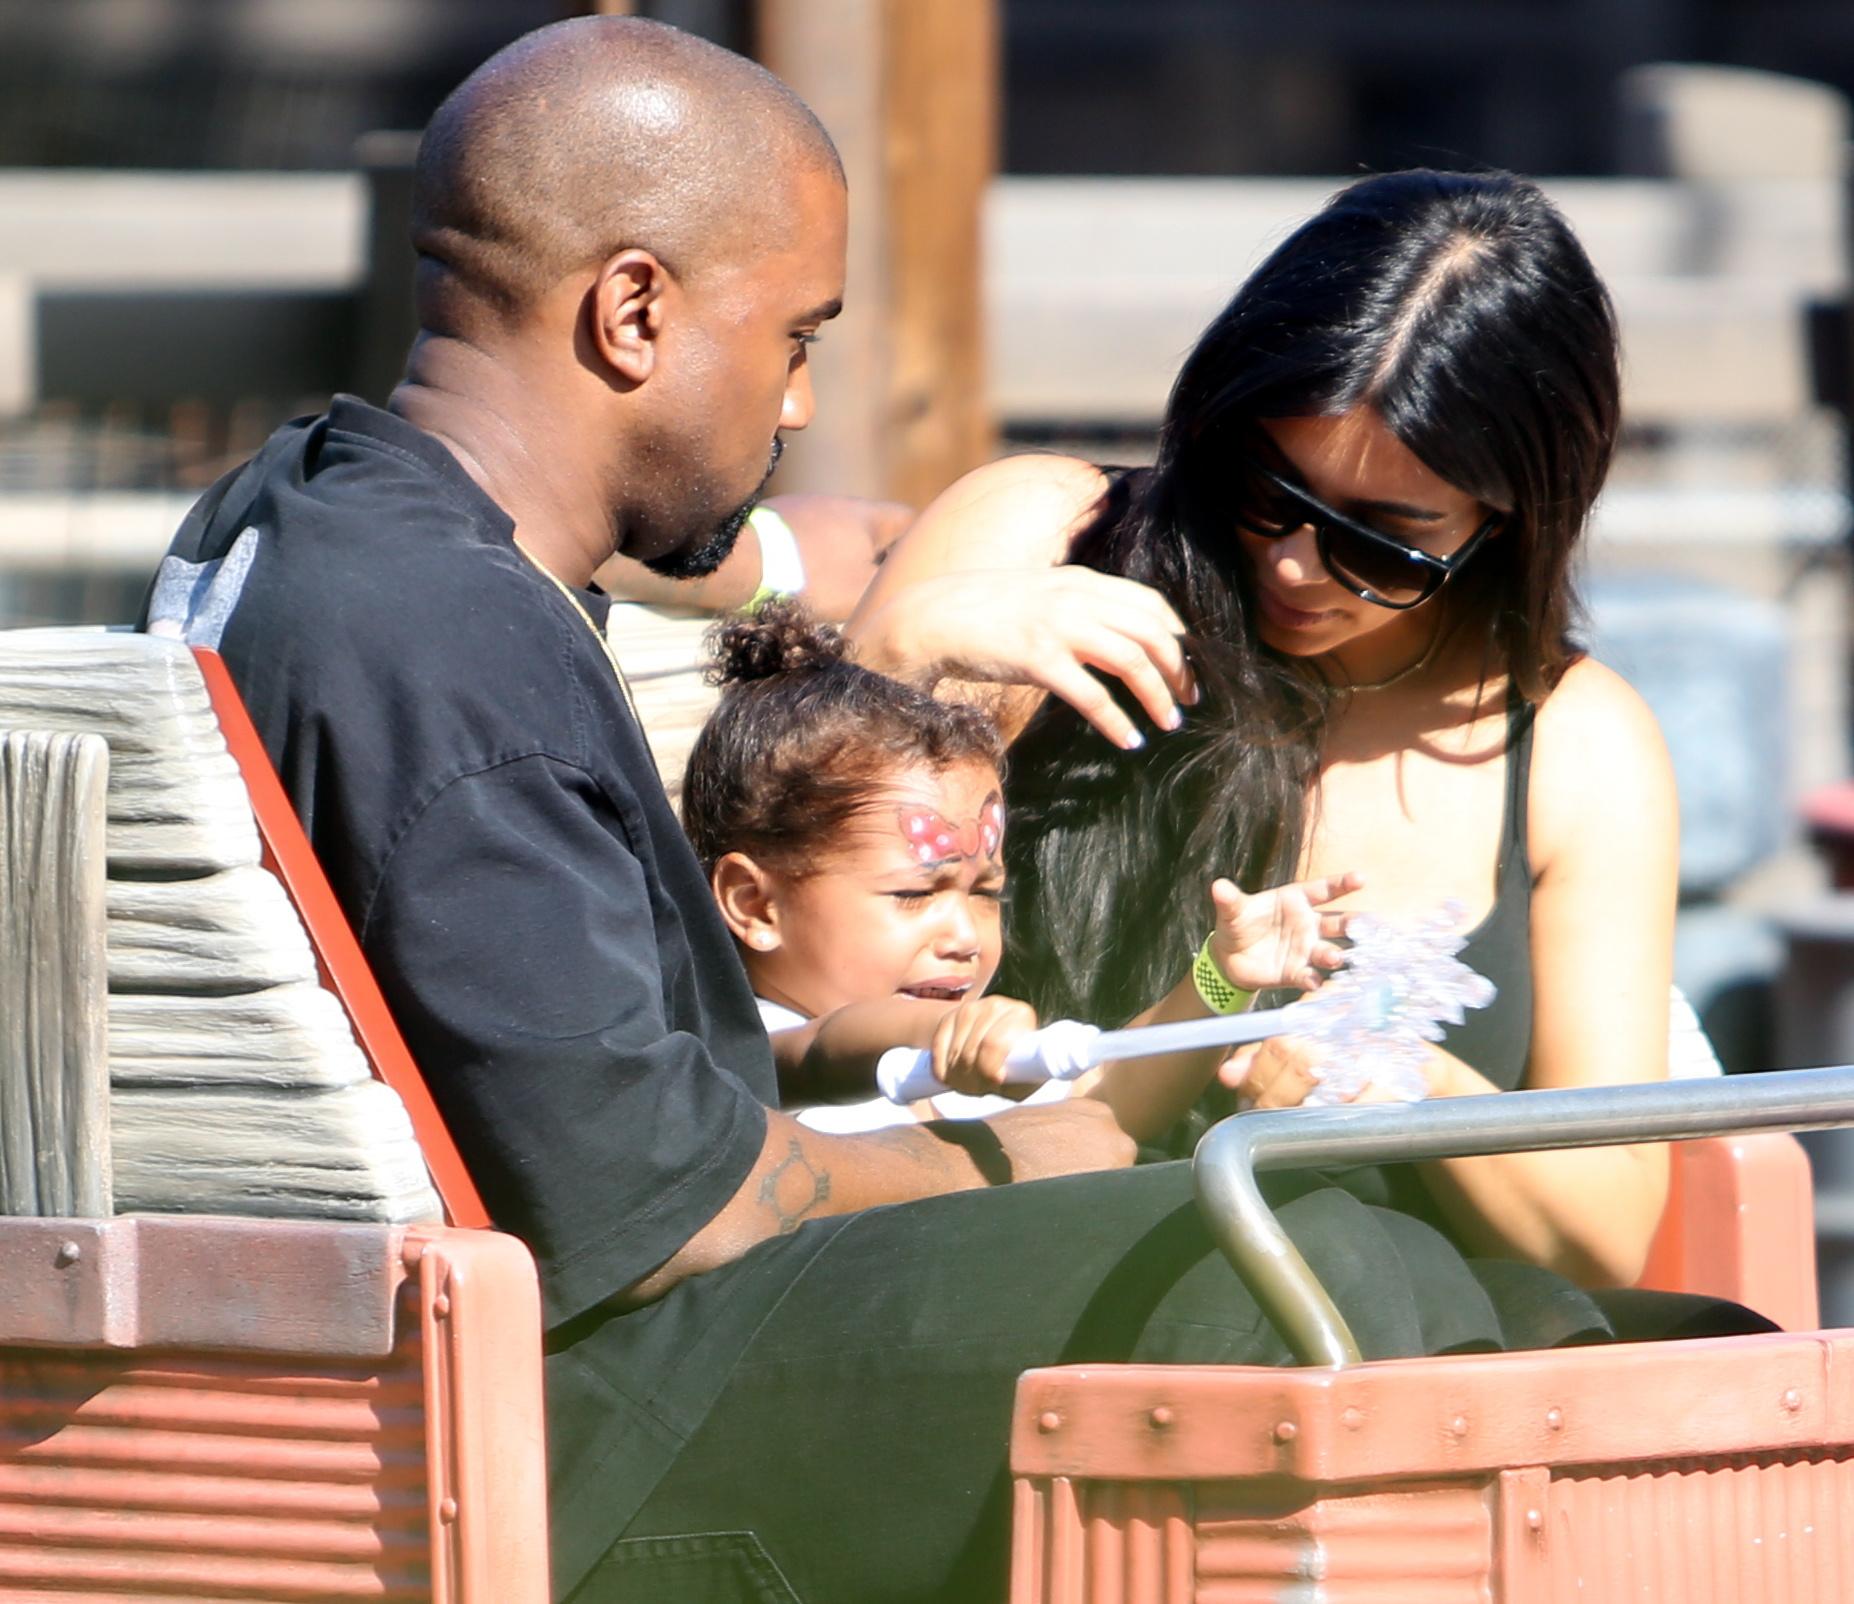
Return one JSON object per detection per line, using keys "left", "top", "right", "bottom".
{"left": 930, "top": 995, "right": 1040, "bottom": 1097}
{"left": 848, "top": 566, "right": 1196, "bottom": 751}
{"left": 1209, "top": 872, "right": 1360, "bottom": 994}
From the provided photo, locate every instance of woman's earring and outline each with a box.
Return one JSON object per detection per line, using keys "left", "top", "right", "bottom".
{"left": 751, "top": 932, "right": 773, "bottom": 949}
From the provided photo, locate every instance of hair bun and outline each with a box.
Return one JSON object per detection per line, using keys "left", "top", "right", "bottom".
{"left": 707, "top": 597, "right": 848, "bottom": 686}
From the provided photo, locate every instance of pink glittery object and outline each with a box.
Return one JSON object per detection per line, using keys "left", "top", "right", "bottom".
{"left": 1286, "top": 901, "right": 1497, "bottom": 1105}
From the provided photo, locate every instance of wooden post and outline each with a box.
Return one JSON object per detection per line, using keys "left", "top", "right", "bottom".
{"left": 756, "top": 0, "right": 997, "bottom": 507}
{"left": 882, "top": 0, "right": 997, "bottom": 511}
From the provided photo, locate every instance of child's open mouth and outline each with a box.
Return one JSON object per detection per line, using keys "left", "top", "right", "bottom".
{"left": 899, "top": 980, "right": 973, "bottom": 1002}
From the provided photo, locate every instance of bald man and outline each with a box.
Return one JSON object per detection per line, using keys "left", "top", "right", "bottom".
{"left": 141, "top": 18, "right": 1426, "bottom": 1604}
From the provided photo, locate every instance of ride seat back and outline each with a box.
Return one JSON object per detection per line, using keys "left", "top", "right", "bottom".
{"left": 1637, "top": 1131, "right": 1818, "bottom": 1332}
{"left": 0, "top": 629, "right": 439, "bottom": 1223}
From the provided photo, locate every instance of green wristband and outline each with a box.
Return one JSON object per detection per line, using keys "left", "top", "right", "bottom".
{"left": 1192, "top": 933, "right": 1254, "bottom": 1016}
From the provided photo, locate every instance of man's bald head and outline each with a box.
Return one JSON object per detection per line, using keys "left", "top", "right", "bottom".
{"left": 411, "top": 17, "right": 842, "bottom": 327}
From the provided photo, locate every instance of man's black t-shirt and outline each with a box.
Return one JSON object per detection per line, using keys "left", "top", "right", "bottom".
{"left": 141, "top": 396, "right": 794, "bottom": 1586}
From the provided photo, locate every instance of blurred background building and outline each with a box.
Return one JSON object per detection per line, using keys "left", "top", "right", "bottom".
{"left": 2, "top": 0, "right": 1853, "bottom": 1121}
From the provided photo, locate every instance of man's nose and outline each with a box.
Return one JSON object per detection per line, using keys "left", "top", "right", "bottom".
{"left": 781, "top": 358, "right": 816, "bottom": 431}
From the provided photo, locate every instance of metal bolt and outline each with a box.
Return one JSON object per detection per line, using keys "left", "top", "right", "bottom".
{"left": 439, "top": 1497, "right": 459, "bottom": 1523}
{"left": 1544, "top": 1407, "right": 1564, "bottom": 1431}
{"left": 1448, "top": 1415, "right": 1469, "bottom": 1437}
{"left": 1341, "top": 1406, "right": 1365, "bottom": 1431}
{"left": 1526, "top": 1508, "right": 1544, "bottom": 1532}
{"left": 1781, "top": 1388, "right": 1803, "bottom": 1413}
{"left": 1037, "top": 1410, "right": 1062, "bottom": 1434}
{"left": 402, "top": 1240, "right": 426, "bottom": 1268}
{"left": 52, "top": 1241, "right": 80, "bottom": 1268}
{"left": 1273, "top": 1420, "right": 1298, "bottom": 1443}
{"left": 432, "top": 1294, "right": 451, "bottom": 1318}
{"left": 1148, "top": 1405, "right": 1175, "bottom": 1430}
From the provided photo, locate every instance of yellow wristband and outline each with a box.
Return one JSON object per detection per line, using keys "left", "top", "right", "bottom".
{"left": 1192, "top": 933, "right": 1254, "bottom": 1015}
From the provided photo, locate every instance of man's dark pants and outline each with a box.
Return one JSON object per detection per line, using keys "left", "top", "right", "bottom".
{"left": 567, "top": 1161, "right": 1473, "bottom": 1604}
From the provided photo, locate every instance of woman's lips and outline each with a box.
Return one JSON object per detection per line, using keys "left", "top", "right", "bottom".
{"left": 1256, "top": 585, "right": 1338, "bottom": 632}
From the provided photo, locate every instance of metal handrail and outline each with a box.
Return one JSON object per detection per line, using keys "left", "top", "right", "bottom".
{"left": 1191, "top": 1064, "right": 1854, "bottom": 1367}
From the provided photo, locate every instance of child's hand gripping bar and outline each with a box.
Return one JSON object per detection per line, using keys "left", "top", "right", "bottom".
{"left": 875, "top": 1010, "right": 1305, "bottom": 1105}
{"left": 876, "top": 1020, "right": 1101, "bottom": 1104}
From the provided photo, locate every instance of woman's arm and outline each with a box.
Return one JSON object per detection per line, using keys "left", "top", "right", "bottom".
{"left": 1225, "top": 662, "right": 1678, "bottom": 1286}
{"left": 853, "top": 453, "right": 1109, "bottom": 604}
{"left": 1412, "top": 660, "right": 1676, "bottom": 1285}
{"left": 844, "top": 455, "right": 1195, "bottom": 748}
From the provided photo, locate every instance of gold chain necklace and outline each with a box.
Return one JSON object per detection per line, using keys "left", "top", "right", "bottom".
{"left": 513, "top": 541, "right": 644, "bottom": 728}
{"left": 1326, "top": 605, "right": 1451, "bottom": 694}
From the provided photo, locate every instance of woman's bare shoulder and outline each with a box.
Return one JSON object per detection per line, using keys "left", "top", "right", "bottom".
{"left": 1536, "top": 655, "right": 1664, "bottom": 746}
{"left": 1530, "top": 655, "right": 1676, "bottom": 857}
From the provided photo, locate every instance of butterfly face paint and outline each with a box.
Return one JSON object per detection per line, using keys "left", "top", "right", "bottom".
{"left": 898, "top": 792, "right": 1005, "bottom": 868}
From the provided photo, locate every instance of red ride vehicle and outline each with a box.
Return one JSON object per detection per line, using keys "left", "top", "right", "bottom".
{"left": 1, "top": 633, "right": 1850, "bottom": 1603}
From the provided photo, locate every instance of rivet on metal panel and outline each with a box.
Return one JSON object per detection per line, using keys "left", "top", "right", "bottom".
{"left": 1448, "top": 1414, "right": 1469, "bottom": 1437}
{"left": 440, "top": 1497, "right": 460, "bottom": 1523}
{"left": 1544, "top": 1407, "right": 1564, "bottom": 1431}
{"left": 1149, "top": 1405, "right": 1175, "bottom": 1430}
{"left": 53, "top": 1240, "right": 80, "bottom": 1267}
{"left": 433, "top": 1293, "right": 452, "bottom": 1318}
{"left": 1526, "top": 1508, "right": 1544, "bottom": 1533}
{"left": 1273, "top": 1420, "right": 1298, "bottom": 1443}
{"left": 1341, "top": 1406, "right": 1365, "bottom": 1431}
{"left": 1781, "top": 1388, "right": 1804, "bottom": 1412}
{"left": 1037, "top": 1410, "right": 1062, "bottom": 1434}
{"left": 403, "top": 1239, "right": 427, "bottom": 1267}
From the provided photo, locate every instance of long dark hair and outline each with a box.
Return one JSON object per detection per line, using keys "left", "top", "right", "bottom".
{"left": 683, "top": 599, "right": 1003, "bottom": 876}
{"left": 1000, "top": 169, "right": 1621, "bottom": 1025}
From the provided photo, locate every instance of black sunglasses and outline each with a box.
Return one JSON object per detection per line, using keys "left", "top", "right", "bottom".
{"left": 1236, "top": 465, "right": 1501, "bottom": 610}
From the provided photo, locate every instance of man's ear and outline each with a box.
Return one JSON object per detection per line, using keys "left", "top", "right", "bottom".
{"left": 590, "top": 249, "right": 670, "bottom": 384}
{"left": 712, "top": 852, "right": 783, "bottom": 952}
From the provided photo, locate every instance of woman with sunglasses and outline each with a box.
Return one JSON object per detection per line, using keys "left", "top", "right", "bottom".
{"left": 846, "top": 169, "right": 1734, "bottom": 1339}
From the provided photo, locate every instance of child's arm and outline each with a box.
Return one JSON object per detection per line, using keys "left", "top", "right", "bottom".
{"left": 1078, "top": 872, "right": 1361, "bottom": 1142}
{"left": 773, "top": 994, "right": 1040, "bottom": 1107}
{"left": 771, "top": 996, "right": 960, "bottom": 1106}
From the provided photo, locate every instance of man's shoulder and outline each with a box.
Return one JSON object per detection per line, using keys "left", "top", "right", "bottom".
{"left": 147, "top": 397, "right": 644, "bottom": 794}
{"left": 166, "top": 400, "right": 472, "bottom": 555}
{"left": 151, "top": 396, "right": 561, "bottom": 665}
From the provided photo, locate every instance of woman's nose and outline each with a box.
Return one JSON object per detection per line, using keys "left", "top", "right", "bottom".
{"left": 1269, "top": 522, "right": 1327, "bottom": 584}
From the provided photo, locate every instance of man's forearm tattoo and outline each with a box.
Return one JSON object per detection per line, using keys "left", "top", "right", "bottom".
{"left": 759, "top": 1138, "right": 832, "bottom": 1233}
